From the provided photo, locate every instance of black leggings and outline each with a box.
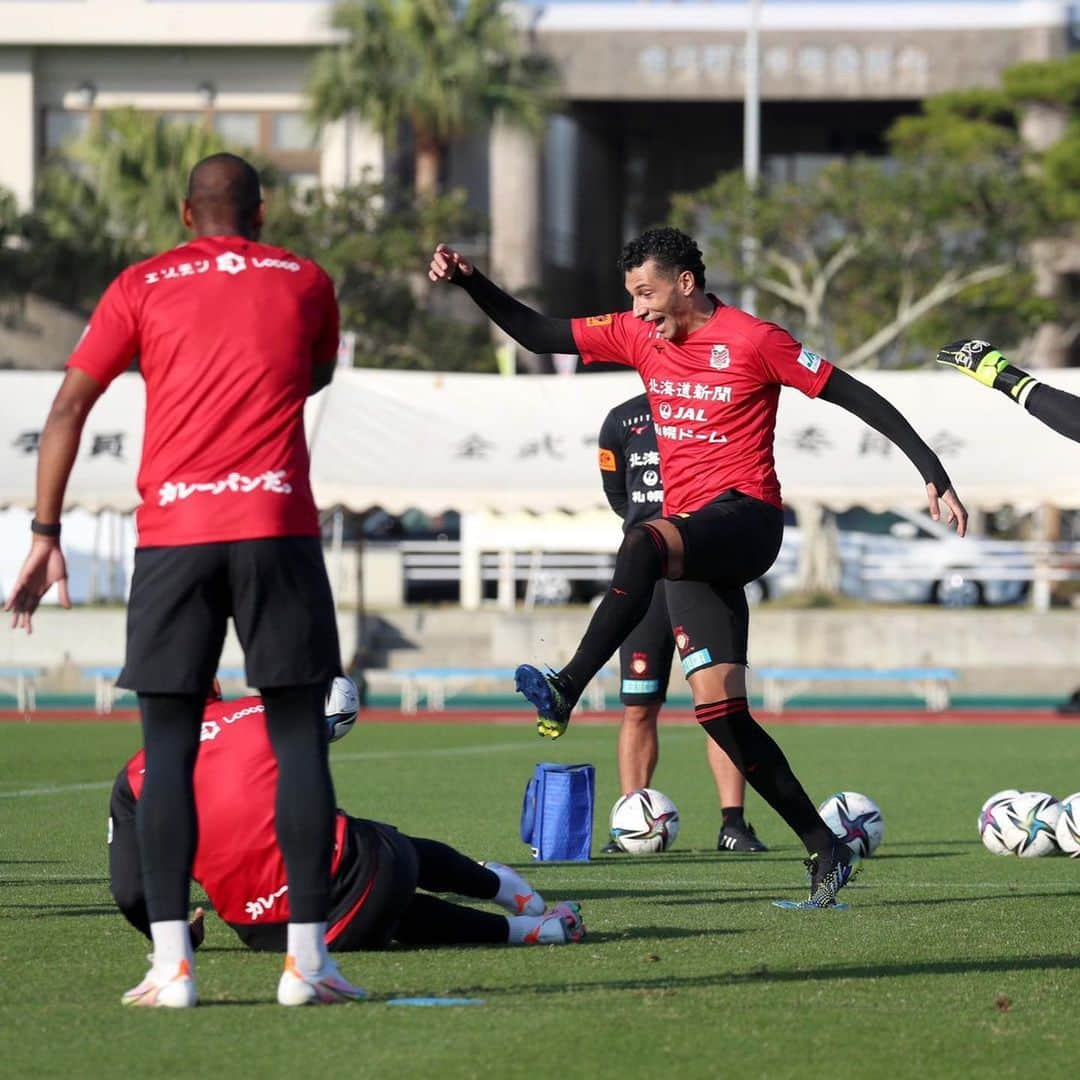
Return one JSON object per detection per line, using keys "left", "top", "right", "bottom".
{"left": 393, "top": 837, "right": 508, "bottom": 946}
{"left": 136, "top": 685, "right": 335, "bottom": 925}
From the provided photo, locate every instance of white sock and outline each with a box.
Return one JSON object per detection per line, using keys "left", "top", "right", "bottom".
{"left": 505, "top": 914, "right": 541, "bottom": 944}
{"left": 487, "top": 863, "right": 542, "bottom": 913}
{"left": 287, "top": 922, "right": 329, "bottom": 975}
{"left": 149, "top": 920, "right": 193, "bottom": 974}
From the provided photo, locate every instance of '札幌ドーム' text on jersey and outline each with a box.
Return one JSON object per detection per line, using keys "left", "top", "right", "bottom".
{"left": 68, "top": 236, "right": 339, "bottom": 546}
{"left": 574, "top": 302, "right": 832, "bottom": 514}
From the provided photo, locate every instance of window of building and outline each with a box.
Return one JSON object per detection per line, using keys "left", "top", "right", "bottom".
{"left": 271, "top": 113, "right": 314, "bottom": 152}
{"left": 39, "top": 107, "right": 322, "bottom": 187}
{"left": 212, "top": 112, "right": 260, "bottom": 149}
{"left": 42, "top": 108, "right": 90, "bottom": 155}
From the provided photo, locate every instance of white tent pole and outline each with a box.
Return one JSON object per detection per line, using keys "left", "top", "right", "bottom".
{"left": 460, "top": 512, "right": 482, "bottom": 611}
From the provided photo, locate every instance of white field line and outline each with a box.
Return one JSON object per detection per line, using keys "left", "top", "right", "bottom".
{"left": 0, "top": 740, "right": 532, "bottom": 799}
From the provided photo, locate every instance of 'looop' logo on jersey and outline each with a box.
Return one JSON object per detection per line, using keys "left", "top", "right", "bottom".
{"left": 216, "top": 252, "right": 247, "bottom": 276}
{"left": 710, "top": 344, "right": 730, "bottom": 370}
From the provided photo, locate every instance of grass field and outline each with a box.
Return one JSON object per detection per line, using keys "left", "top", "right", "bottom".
{"left": 3, "top": 717, "right": 1080, "bottom": 1078}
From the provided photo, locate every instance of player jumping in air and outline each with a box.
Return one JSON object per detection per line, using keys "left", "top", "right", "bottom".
{"left": 599, "top": 393, "right": 767, "bottom": 854}
{"left": 936, "top": 339, "right": 1080, "bottom": 444}
{"left": 109, "top": 681, "right": 586, "bottom": 955}
{"left": 429, "top": 227, "right": 967, "bottom": 908}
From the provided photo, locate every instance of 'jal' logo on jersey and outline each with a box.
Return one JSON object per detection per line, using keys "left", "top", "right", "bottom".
{"left": 710, "top": 344, "right": 730, "bottom": 370}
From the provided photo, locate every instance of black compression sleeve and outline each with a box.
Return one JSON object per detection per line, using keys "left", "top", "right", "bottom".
{"left": 818, "top": 368, "right": 953, "bottom": 494}
{"left": 1025, "top": 383, "right": 1080, "bottom": 445}
{"left": 455, "top": 269, "right": 577, "bottom": 354}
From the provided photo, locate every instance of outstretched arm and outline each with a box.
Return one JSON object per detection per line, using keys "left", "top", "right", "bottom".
{"left": 937, "top": 339, "right": 1080, "bottom": 445}
{"left": 818, "top": 368, "right": 967, "bottom": 535}
{"left": 428, "top": 244, "right": 577, "bottom": 355}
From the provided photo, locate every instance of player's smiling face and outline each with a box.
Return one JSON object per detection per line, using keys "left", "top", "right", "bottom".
{"left": 625, "top": 259, "right": 696, "bottom": 341}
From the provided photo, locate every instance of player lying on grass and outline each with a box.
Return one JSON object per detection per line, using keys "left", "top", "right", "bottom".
{"left": 936, "top": 339, "right": 1080, "bottom": 445}
{"left": 108, "top": 679, "right": 585, "bottom": 960}
{"left": 430, "top": 227, "right": 967, "bottom": 909}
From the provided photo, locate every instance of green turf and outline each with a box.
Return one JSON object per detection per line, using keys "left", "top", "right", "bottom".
{"left": 3, "top": 720, "right": 1079, "bottom": 1078}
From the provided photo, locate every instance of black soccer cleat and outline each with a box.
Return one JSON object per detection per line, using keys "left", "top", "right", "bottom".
{"left": 803, "top": 840, "right": 860, "bottom": 908}
{"left": 717, "top": 821, "right": 768, "bottom": 853}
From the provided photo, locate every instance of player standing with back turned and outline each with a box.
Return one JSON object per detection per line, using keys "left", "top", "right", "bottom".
{"left": 430, "top": 227, "right": 967, "bottom": 908}
{"left": 6, "top": 154, "right": 364, "bottom": 1005}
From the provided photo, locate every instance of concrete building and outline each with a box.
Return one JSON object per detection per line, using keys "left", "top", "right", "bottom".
{"left": 0, "top": 0, "right": 1075, "bottom": 357}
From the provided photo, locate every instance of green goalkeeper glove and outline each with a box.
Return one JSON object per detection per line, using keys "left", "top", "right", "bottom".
{"left": 936, "top": 339, "right": 1036, "bottom": 403}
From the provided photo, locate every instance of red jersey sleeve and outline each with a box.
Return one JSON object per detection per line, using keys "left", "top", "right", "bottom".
{"left": 311, "top": 269, "right": 340, "bottom": 367}
{"left": 66, "top": 273, "right": 139, "bottom": 388}
{"left": 754, "top": 322, "right": 834, "bottom": 398}
{"left": 571, "top": 311, "right": 641, "bottom": 368}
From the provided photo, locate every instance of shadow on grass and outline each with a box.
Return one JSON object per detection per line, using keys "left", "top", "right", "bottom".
{"left": 2, "top": 902, "right": 115, "bottom": 917}
{"left": 0, "top": 876, "right": 108, "bottom": 887}
{"left": 872, "top": 851, "right": 962, "bottom": 860}
{"left": 863, "top": 889, "right": 1080, "bottom": 908}
{"left": 425, "top": 952, "right": 1080, "bottom": 1000}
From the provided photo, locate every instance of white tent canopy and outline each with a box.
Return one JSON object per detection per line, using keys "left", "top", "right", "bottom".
{"left": 2, "top": 367, "right": 1080, "bottom": 515}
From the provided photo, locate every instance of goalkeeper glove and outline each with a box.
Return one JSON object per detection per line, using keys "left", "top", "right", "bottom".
{"left": 936, "top": 339, "right": 1037, "bottom": 404}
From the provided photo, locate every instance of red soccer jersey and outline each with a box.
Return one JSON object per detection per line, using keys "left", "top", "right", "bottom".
{"left": 68, "top": 236, "right": 339, "bottom": 546}
{"left": 126, "top": 697, "right": 346, "bottom": 928}
{"left": 572, "top": 301, "right": 833, "bottom": 512}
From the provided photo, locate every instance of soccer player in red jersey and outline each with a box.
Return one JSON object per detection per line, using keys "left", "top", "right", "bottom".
{"left": 6, "top": 155, "right": 363, "bottom": 1005}
{"left": 109, "top": 683, "right": 585, "bottom": 953}
{"left": 598, "top": 393, "right": 767, "bottom": 854}
{"left": 937, "top": 338, "right": 1080, "bottom": 444}
{"left": 430, "top": 227, "right": 968, "bottom": 908}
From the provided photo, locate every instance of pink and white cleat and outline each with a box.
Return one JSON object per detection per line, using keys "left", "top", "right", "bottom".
{"left": 121, "top": 957, "right": 198, "bottom": 1008}
{"left": 277, "top": 955, "right": 367, "bottom": 1006}
{"left": 481, "top": 861, "right": 546, "bottom": 916}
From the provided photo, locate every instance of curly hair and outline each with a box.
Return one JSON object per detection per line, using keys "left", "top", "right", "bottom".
{"left": 617, "top": 227, "right": 705, "bottom": 289}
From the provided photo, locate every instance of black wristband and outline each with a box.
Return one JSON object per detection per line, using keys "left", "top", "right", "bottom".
{"left": 30, "top": 518, "right": 61, "bottom": 538}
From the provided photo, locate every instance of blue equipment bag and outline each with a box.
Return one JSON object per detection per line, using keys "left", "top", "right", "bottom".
{"left": 519, "top": 762, "right": 595, "bottom": 861}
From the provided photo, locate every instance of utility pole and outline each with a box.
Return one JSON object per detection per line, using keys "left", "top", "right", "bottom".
{"left": 741, "top": 0, "right": 762, "bottom": 315}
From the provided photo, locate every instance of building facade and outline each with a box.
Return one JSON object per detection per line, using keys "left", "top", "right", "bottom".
{"left": 0, "top": 0, "right": 1075, "bottom": 358}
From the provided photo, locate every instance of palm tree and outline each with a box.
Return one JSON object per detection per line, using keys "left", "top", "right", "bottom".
{"left": 308, "top": 0, "right": 557, "bottom": 199}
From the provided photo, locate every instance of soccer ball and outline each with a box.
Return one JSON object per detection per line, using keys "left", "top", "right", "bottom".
{"left": 817, "top": 791, "right": 884, "bottom": 858}
{"left": 990, "top": 791, "right": 1061, "bottom": 857}
{"left": 1054, "top": 792, "right": 1080, "bottom": 857}
{"left": 609, "top": 788, "right": 679, "bottom": 854}
{"left": 979, "top": 800, "right": 1018, "bottom": 855}
{"left": 325, "top": 675, "right": 360, "bottom": 743}
{"left": 977, "top": 789, "right": 1022, "bottom": 837}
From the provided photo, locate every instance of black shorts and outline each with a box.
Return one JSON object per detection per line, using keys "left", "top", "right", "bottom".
{"left": 618, "top": 580, "right": 673, "bottom": 705}
{"left": 664, "top": 491, "right": 784, "bottom": 674}
{"left": 118, "top": 536, "right": 341, "bottom": 694}
{"left": 329, "top": 821, "right": 419, "bottom": 952}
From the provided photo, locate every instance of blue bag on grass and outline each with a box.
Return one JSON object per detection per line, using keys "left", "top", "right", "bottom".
{"left": 519, "top": 762, "right": 595, "bottom": 861}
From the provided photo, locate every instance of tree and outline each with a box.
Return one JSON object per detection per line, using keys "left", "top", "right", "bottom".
{"left": 671, "top": 58, "right": 1080, "bottom": 368}
{"left": 25, "top": 108, "right": 269, "bottom": 310}
{"left": 308, "top": 0, "right": 556, "bottom": 199}
{"left": 267, "top": 179, "right": 495, "bottom": 371}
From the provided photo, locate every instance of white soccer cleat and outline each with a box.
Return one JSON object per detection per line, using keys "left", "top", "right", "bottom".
{"left": 522, "top": 902, "right": 586, "bottom": 945}
{"left": 121, "top": 957, "right": 198, "bottom": 1008}
{"left": 481, "top": 861, "right": 545, "bottom": 916}
{"left": 277, "top": 955, "right": 367, "bottom": 1006}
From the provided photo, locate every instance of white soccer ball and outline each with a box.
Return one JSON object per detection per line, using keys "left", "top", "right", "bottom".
{"left": 1054, "top": 792, "right": 1080, "bottom": 857}
{"left": 991, "top": 791, "right": 1061, "bottom": 857}
{"left": 979, "top": 800, "right": 1018, "bottom": 855}
{"left": 610, "top": 788, "right": 680, "bottom": 854}
{"left": 817, "top": 791, "right": 884, "bottom": 858}
{"left": 325, "top": 675, "right": 360, "bottom": 743}
{"left": 978, "top": 789, "right": 1022, "bottom": 837}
